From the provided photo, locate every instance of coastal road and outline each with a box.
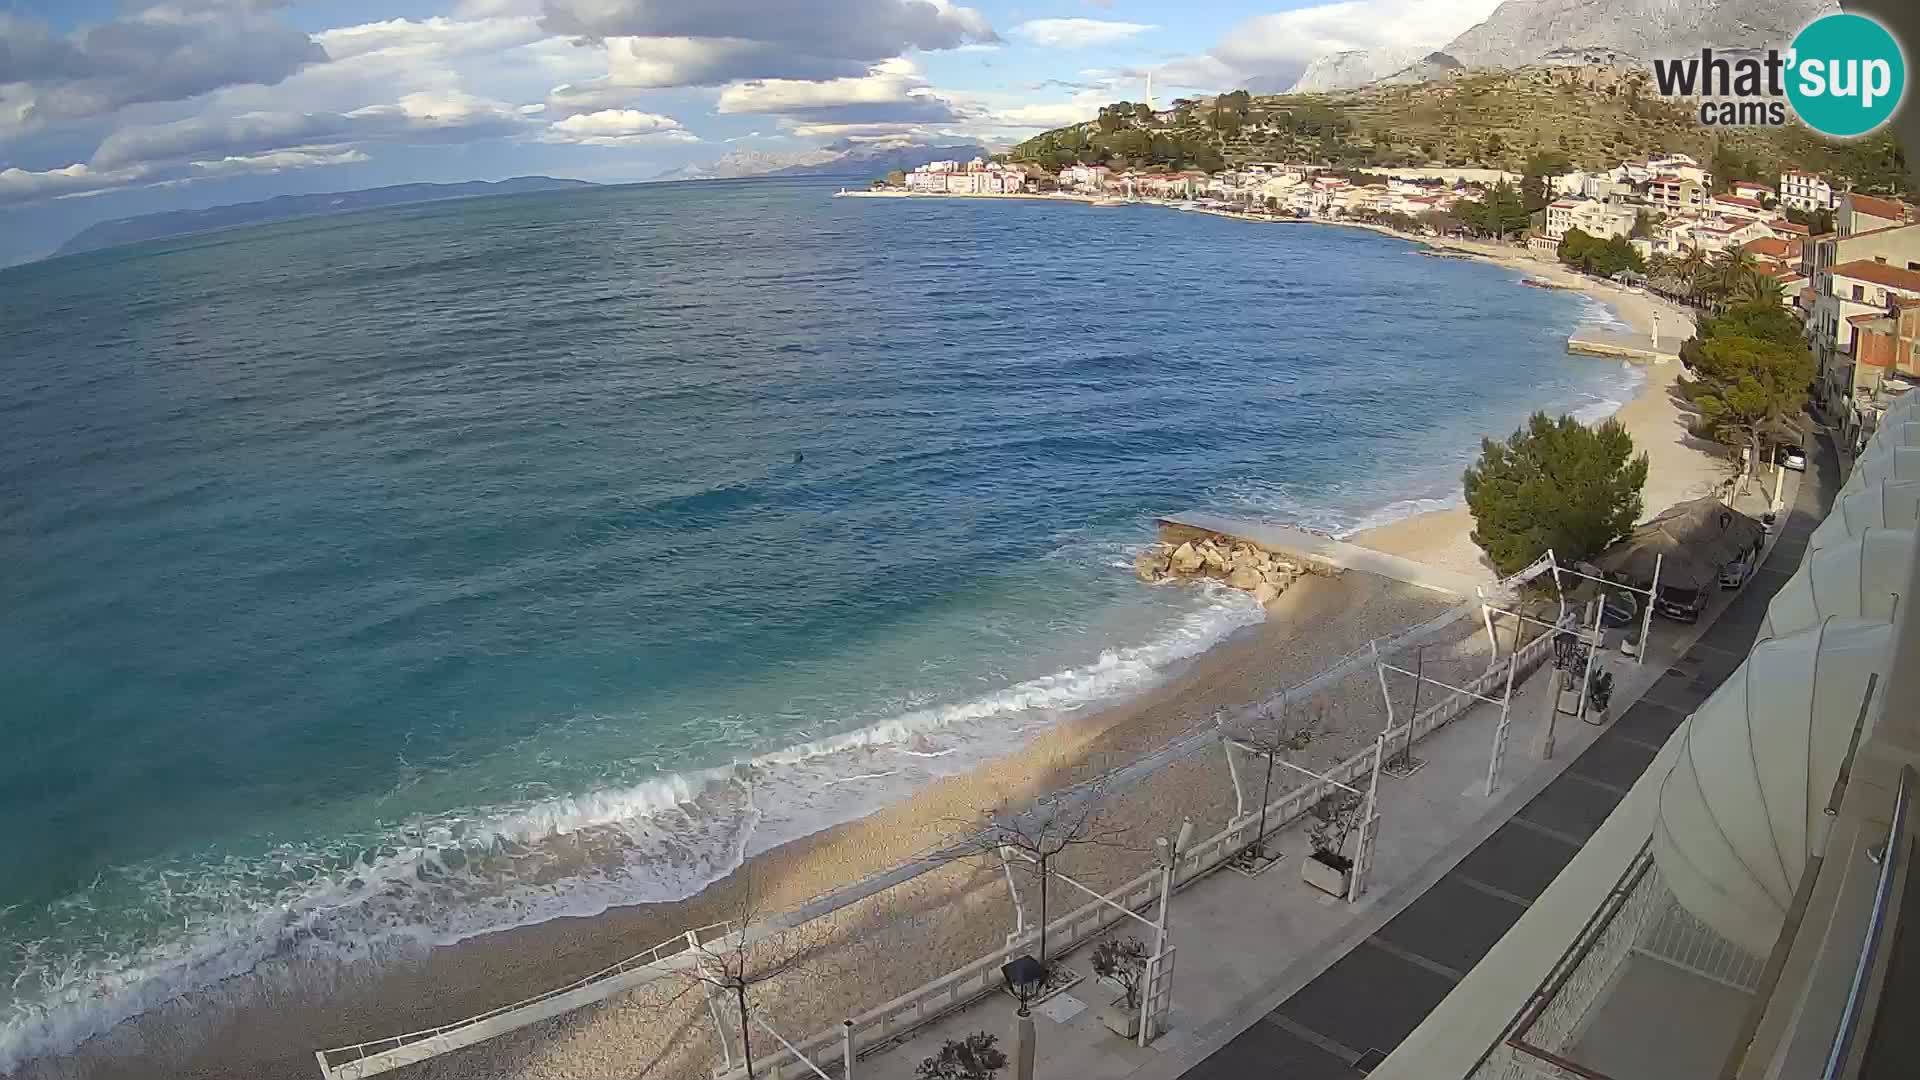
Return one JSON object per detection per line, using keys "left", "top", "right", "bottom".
{"left": 1160, "top": 435, "right": 1838, "bottom": 1080}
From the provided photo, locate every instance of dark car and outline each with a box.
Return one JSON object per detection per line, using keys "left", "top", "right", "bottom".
{"left": 1655, "top": 585, "right": 1708, "bottom": 623}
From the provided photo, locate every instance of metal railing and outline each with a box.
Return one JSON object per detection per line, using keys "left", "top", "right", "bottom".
{"left": 1821, "top": 763, "right": 1916, "bottom": 1079}
{"left": 313, "top": 921, "right": 734, "bottom": 1078}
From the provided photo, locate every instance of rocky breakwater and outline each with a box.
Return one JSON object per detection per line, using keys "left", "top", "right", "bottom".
{"left": 1133, "top": 533, "right": 1309, "bottom": 606}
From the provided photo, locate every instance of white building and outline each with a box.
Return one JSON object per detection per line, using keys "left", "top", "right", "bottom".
{"left": 1544, "top": 197, "right": 1639, "bottom": 243}
{"left": 1779, "top": 169, "right": 1837, "bottom": 212}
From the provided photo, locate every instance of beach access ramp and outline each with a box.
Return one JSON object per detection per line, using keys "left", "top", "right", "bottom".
{"left": 1157, "top": 511, "right": 1489, "bottom": 598}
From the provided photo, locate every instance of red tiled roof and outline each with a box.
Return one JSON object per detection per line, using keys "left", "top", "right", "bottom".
{"left": 1830, "top": 259, "right": 1920, "bottom": 292}
{"left": 1716, "top": 194, "right": 1764, "bottom": 210}
{"left": 1851, "top": 312, "right": 1889, "bottom": 326}
{"left": 1772, "top": 221, "right": 1811, "bottom": 235}
{"left": 1850, "top": 193, "right": 1914, "bottom": 221}
{"left": 1744, "top": 237, "right": 1792, "bottom": 258}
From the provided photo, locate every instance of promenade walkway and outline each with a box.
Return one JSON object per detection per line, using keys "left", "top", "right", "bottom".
{"left": 1154, "top": 435, "right": 1834, "bottom": 1080}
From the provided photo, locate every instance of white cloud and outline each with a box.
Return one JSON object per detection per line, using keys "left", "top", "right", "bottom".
{"left": 1153, "top": 0, "right": 1499, "bottom": 91}
{"left": 718, "top": 60, "right": 927, "bottom": 113}
{"left": 1011, "top": 18, "right": 1156, "bottom": 49}
{"left": 539, "top": 107, "right": 696, "bottom": 145}
{"left": 991, "top": 102, "right": 1102, "bottom": 128}
{"left": 0, "top": 162, "right": 151, "bottom": 205}
{"left": 314, "top": 16, "right": 545, "bottom": 62}
{"left": 190, "top": 147, "right": 370, "bottom": 175}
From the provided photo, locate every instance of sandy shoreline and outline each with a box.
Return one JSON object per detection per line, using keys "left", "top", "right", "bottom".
{"left": 26, "top": 209, "right": 1731, "bottom": 1080}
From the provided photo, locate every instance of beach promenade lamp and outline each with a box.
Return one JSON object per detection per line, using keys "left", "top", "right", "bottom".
{"left": 1001, "top": 955, "right": 1046, "bottom": 1016}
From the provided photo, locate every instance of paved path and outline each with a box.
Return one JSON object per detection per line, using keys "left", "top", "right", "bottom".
{"left": 1166, "top": 438, "right": 1836, "bottom": 1079}
{"left": 1158, "top": 513, "right": 1489, "bottom": 598}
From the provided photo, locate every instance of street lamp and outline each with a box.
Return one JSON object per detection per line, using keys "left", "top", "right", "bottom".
{"left": 1001, "top": 955, "right": 1044, "bottom": 1080}
{"left": 1000, "top": 955, "right": 1045, "bottom": 1016}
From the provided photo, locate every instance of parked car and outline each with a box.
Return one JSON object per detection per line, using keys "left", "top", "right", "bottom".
{"left": 1779, "top": 445, "right": 1807, "bottom": 471}
{"left": 1655, "top": 585, "right": 1709, "bottom": 623}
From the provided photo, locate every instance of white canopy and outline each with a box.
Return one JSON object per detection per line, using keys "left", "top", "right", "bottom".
{"left": 1840, "top": 446, "right": 1920, "bottom": 496}
{"left": 1808, "top": 479, "right": 1920, "bottom": 553}
{"left": 1653, "top": 618, "right": 1891, "bottom": 955}
{"left": 1761, "top": 529, "right": 1912, "bottom": 638}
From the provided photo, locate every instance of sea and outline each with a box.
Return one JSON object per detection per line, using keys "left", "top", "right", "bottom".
{"left": 0, "top": 178, "right": 1642, "bottom": 1067}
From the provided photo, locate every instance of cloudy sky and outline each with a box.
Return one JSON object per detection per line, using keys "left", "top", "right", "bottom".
{"left": 0, "top": 0, "right": 1503, "bottom": 263}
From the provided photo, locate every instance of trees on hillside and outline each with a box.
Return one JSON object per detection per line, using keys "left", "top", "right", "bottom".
{"left": 1463, "top": 413, "right": 1649, "bottom": 576}
{"left": 1678, "top": 301, "right": 1814, "bottom": 478}
{"left": 1558, "top": 228, "right": 1646, "bottom": 277}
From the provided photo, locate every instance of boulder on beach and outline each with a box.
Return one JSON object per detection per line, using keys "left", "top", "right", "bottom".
{"left": 1252, "top": 582, "right": 1282, "bottom": 605}
{"left": 1169, "top": 542, "right": 1205, "bottom": 574}
{"left": 1227, "top": 565, "right": 1264, "bottom": 591}
{"left": 1200, "top": 544, "right": 1229, "bottom": 573}
{"left": 1135, "top": 547, "right": 1170, "bottom": 582}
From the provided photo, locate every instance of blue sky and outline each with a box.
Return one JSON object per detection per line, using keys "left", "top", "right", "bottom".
{"left": 0, "top": 0, "right": 1502, "bottom": 262}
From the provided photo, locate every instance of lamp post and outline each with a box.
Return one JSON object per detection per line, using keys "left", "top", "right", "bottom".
{"left": 1001, "top": 955, "right": 1045, "bottom": 1080}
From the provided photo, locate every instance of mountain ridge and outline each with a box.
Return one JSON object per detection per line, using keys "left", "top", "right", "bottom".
{"left": 653, "top": 140, "right": 991, "bottom": 182}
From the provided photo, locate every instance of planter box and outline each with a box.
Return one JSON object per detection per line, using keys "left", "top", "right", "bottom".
{"left": 1300, "top": 851, "right": 1353, "bottom": 899}
{"left": 1099, "top": 996, "right": 1141, "bottom": 1039}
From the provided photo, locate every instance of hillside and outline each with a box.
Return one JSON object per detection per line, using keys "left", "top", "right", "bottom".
{"left": 55, "top": 177, "right": 594, "bottom": 258}
{"left": 1008, "top": 71, "right": 1911, "bottom": 196}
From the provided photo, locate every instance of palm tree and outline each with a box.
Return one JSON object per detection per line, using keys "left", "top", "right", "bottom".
{"left": 1676, "top": 247, "right": 1710, "bottom": 306}
{"left": 1730, "top": 269, "right": 1785, "bottom": 307}
{"left": 1711, "top": 247, "right": 1760, "bottom": 300}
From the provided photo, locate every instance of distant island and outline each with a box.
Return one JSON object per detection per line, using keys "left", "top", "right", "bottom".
{"left": 54, "top": 176, "right": 596, "bottom": 259}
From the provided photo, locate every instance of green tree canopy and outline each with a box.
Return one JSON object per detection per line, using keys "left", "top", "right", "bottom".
{"left": 1464, "top": 413, "right": 1649, "bottom": 575}
{"left": 1558, "top": 228, "right": 1646, "bottom": 277}
{"left": 1464, "top": 180, "right": 1531, "bottom": 240}
{"left": 1678, "top": 301, "right": 1814, "bottom": 464}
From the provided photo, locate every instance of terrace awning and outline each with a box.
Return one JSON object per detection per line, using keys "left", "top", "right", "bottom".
{"left": 1653, "top": 618, "right": 1892, "bottom": 955}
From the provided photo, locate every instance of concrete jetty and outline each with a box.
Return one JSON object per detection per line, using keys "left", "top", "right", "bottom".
{"left": 1157, "top": 511, "right": 1490, "bottom": 598}
{"left": 1567, "top": 328, "right": 1685, "bottom": 364}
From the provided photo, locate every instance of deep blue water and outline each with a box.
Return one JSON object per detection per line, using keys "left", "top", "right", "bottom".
{"left": 0, "top": 178, "right": 1637, "bottom": 1065}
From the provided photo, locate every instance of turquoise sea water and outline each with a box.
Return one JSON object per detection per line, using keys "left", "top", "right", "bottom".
{"left": 0, "top": 179, "right": 1639, "bottom": 1066}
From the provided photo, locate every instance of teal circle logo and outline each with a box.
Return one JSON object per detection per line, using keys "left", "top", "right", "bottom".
{"left": 1786, "top": 13, "right": 1906, "bottom": 138}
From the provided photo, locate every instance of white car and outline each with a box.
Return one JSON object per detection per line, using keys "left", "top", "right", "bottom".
{"left": 1780, "top": 446, "right": 1807, "bottom": 471}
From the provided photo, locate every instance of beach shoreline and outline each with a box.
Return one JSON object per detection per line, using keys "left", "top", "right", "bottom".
{"left": 27, "top": 197, "right": 1729, "bottom": 1080}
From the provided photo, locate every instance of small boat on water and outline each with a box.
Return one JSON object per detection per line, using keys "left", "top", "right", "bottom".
{"left": 1089, "top": 198, "right": 1125, "bottom": 207}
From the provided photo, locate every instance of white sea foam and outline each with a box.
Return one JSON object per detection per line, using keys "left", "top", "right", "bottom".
{"left": 0, "top": 585, "right": 1261, "bottom": 1072}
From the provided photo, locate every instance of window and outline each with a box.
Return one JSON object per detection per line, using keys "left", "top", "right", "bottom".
{"left": 1855, "top": 284, "right": 1867, "bottom": 301}
{"left": 1876, "top": 256, "right": 1889, "bottom": 264}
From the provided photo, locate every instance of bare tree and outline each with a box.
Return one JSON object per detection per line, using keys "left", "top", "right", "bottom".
{"left": 957, "top": 775, "right": 1131, "bottom": 976}
{"left": 1222, "top": 699, "right": 1324, "bottom": 868}
{"left": 678, "top": 919, "right": 823, "bottom": 1080}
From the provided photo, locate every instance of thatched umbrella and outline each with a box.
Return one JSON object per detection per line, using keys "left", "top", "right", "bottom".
{"left": 1599, "top": 497, "right": 1765, "bottom": 590}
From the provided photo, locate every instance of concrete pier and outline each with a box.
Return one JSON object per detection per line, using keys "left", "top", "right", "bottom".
{"left": 1566, "top": 329, "right": 1685, "bottom": 364}
{"left": 1157, "top": 512, "right": 1489, "bottom": 598}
